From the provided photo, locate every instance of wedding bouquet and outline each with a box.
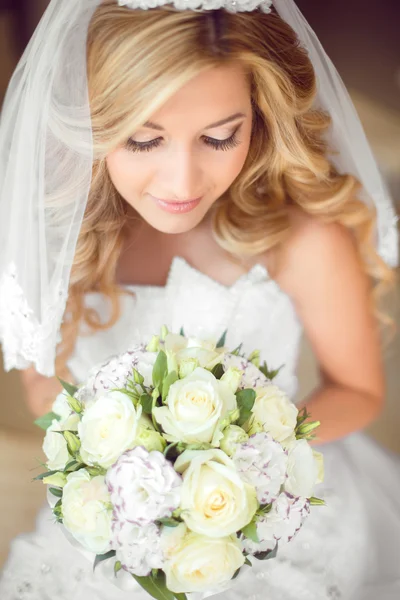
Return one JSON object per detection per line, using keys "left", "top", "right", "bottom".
{"left": 35, "top": 327, "right": 324, "bottom": 600}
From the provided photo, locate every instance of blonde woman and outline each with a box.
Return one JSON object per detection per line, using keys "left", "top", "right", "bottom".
{"left": 0, "top": 1, "right": 399, "bottom": 599}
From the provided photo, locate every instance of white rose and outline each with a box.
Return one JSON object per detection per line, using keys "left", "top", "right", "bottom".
{"left": 162, "top": 527, "right": 244, "bottom": 594}
{"left": 78, "top": 391, "right": 142, "bottom": 468}
{"left": 313, "top": 449, "right": 325, "bottom": 485}
{"left": 175, "top": 449, "right": 258, "bottom": 537}
{"left": 112, "top": 521, "right": 164, "bottom": 576}
{"left": 62, "top": 470, "right": 112, "bottom": 554}
{"left": 52, "top": 391, "right": 73, "bottom": 421}
{"left": 106, "top": 447, "right": 182, "bottom": 525}
{"left": 247, "top": 385, "right": 298, "bottom": 443}
{"left": 285, "top": 439, "right": 319, "bottom": 498}
{"left": 153, "top": 367, "right": 237, "bottom": 446}
{"left": 164, "top": 333, "right": 224, "bottom": 370}
{"left": 233, "top": 433, "right": 287, "bottom": 505}
{"left": 43, "top": 419, "right": 70, "bottom": 471}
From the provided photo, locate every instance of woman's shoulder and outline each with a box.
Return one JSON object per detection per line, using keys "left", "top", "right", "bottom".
{"left": 263, "top": 207, "right": 360, "bottom": 301}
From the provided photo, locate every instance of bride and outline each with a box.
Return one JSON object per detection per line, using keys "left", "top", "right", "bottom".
{"left": 0, "top": 1, "right": 399, "bottom": 599}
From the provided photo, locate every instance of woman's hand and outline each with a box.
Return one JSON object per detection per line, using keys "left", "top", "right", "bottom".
{"left": 20, "top": 367, "right": 63, "bottom": 418}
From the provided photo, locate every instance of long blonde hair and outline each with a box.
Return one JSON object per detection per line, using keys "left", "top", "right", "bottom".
{"left": 57, "top": 3, "right": 395, "bottom": 374}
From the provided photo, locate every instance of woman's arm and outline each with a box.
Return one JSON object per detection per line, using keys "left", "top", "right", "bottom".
{"left": 274, "top": 212, "right": 385, "bottom": 445}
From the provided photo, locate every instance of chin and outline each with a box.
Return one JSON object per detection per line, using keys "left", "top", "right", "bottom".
{"left": 150, "top": 214, "right": 204, "bottom": 235}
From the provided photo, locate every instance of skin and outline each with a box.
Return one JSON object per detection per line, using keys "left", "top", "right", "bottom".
{"left": 23, "top": 65, "right": 384, "bottom": 444}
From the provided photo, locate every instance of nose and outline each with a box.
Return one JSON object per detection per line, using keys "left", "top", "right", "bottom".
{"left": 162, "top": 145, "right": 204, "bottom": 201}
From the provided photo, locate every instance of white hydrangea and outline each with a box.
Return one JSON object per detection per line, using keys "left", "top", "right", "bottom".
{"left": 243, "top": 492, "right": 310, "bottom": 555}
{"left": 112, "top": 521, "right": 164, "bottom": 576}
{"left": 83, "top": 346, "right": 156, "bottom": 397}
{"left": 106, "top": 447, "right": 182, "bottom": 525}
{"left": 233, "top": 433, "right": 287, "bottom": 504}
{"left": 271, "top": 492, "right": 310, "bottom": 543}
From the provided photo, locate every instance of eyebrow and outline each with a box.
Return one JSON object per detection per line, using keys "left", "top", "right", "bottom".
{"left": 143, "top": 112, "right": 246, "bottom": 131}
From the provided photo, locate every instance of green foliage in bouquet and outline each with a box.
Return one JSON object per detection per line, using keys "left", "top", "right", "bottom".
{"left": 32, "top": 326, "right": 324, "bottom": 600}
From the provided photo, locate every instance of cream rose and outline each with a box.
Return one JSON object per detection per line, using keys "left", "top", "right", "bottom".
{"left": 175, "top": 449, "right": 258, "bottom": 537}
{"left": 164, "top": 333, "right": 225, "bottom": 371}
{"left": 78, "top": 391, "right": 142, "bottom": 468}
{"left": 247, "top": 385, "right": 298, "bottom": 442}
{"left": 285, "top": 439, "right": 319, "bottom": 498}
{"left": 162, "top": 524, "right": 244, "bottom": 594}
{"left": 62, "top": 470, "right": 112, "bottom": 554}
{"left": 43, "top": 419, "right": 70, "bottom": 471}
{"left": 313, "top": 449, "right": 325, "bottom": 485}
{"left": 153, "top": 367, "right": 237, "bottom": 445}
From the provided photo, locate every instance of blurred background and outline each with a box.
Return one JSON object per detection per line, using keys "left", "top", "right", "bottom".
{"left": 0, "top": 0, "right": 399, "bottom": 567}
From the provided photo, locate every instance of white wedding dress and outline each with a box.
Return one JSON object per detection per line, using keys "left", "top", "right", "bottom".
{"left": 1, "top": 256, "right": 400, "bottom": 600}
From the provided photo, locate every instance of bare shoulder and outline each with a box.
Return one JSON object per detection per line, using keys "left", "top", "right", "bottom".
{"left": 269, "top": 208, "right": 362, "bottom": 303}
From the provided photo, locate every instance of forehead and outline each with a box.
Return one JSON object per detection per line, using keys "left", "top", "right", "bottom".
{"left": 148, "top": 64, "right": 251, "bottom": 128}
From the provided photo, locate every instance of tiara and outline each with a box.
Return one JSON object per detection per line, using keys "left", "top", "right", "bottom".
{"left": 118, "top": 0, "right": 273, "bottom": 13}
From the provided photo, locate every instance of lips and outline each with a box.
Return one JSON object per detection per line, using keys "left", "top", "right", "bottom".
{"left": 151, "top": 195, "right": 203, "bottom": 214}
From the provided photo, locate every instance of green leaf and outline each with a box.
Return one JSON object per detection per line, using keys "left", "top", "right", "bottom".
{"left": 216, "top": 330, "right": 227, "bottom": 348}
{"left": 93, "top": 550, "right": 116, "bottom": 572}
{"left": 65, "top": 460, "right": 84, "bottom": 473}
{"left": 33, "top": 469, "right": 59, "bottom": 481}
{"left": 179, "top": 327, "right": 185, "bottom": 337}
{"left": 232, "top": 567, "right": 242, "bottom": 579}
{"left": 242, "top": 520, "right": 259, "bottom": 543}
{"left": 49, "top": 487, "right": 63, "bottom": 498}
{"left": 309, "top": 496, "right": 326, "bottom": 506}
{"left": 53, "top": 499, "right": 63, "bottom": 520}
{"left": 244, "top": 557, "right": 252, "bottom": 567}
{"left": 162, "top": 371, "right": 178, "bottom": 402}
{"left": 258, "top": 503, "right": 272, "bottom": 515}
{"left": 140, "top": 393, "right": 154, "bottom": 414}
{"left": 34, "top": 412, "right": 60, "bottom": 431}
{"left": 254, "top": 543, "right": 278, "bottom": 561}
{"left": 259, "top": 362, "right": 283, "bottom": 381}
{"left": 57, "top": 378, "right": 79, "bottom": 397}
{"left": 231, "top": 343, "right": 243, "bottom": 356}
{"left": 296, "top": 407, "right": 310, "bottom": 427}
{"left": 152, "top": 351, "right": 168, "bottom": 390}
{"left": 158, "top": 517, "right": 181, "bottom": 528}
{"left": 132, "top": 570, "right": 179, "bottom": 600}
{"left": 235, "top": 388, "right": 256, "bottom": 427}
{"left": 211, "top": 363, "right": 225, "bottom": 380}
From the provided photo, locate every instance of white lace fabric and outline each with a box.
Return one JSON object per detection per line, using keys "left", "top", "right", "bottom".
{"left": 0, "top": 263, "right": 67, "bottom": 376}
{"left": 2, "top": 257, "right": 400, "bottom": 600}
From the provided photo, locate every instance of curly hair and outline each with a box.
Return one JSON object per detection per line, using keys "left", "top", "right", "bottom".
{"left": 56, "top": 3, "right": 395, "bottom": 375}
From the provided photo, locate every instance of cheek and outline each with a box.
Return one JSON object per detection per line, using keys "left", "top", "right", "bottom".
{"left": 214, "top": 140, "right": 251, "bottom": 190}
{"left": 106, "top": 150, "right": 149, "bottom": 201}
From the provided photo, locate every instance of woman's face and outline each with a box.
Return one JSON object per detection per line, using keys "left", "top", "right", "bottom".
{"left": 106, "top": 64, "right": 253, "bottom": 234}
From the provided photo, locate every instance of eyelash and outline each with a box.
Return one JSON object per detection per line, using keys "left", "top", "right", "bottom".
{"left": 125, "top": 130, "right": 241, "bottom": 154}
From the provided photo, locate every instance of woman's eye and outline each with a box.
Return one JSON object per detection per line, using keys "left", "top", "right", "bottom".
{"left": 202, "top": 131, "right": 241, "bottom": 151}
{"left": 125, "top": 129, "right": 241, "bottom": 153}
{"left": 125, "top": 137, "right": 163, "bottom": 153}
